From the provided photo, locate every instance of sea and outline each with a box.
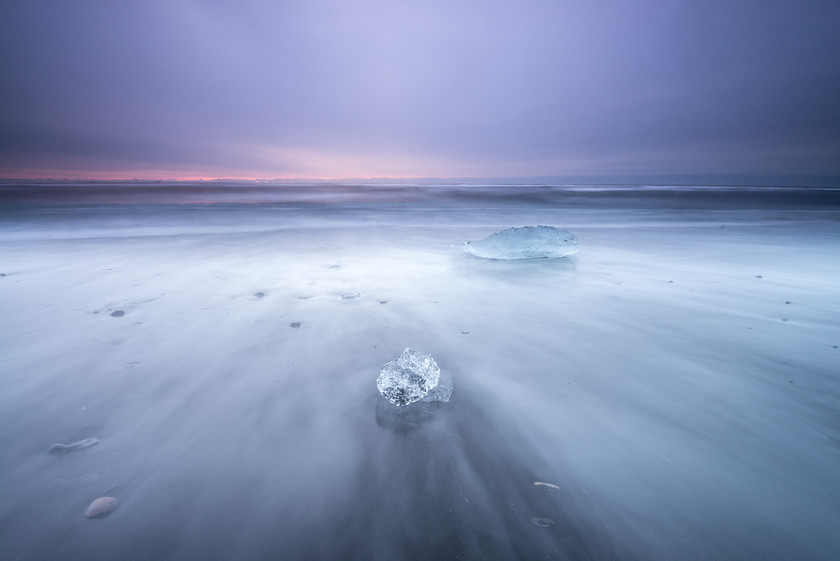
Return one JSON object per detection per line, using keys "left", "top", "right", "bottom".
{"left": 1, "top": 182, "right": 838, "bottom": 560}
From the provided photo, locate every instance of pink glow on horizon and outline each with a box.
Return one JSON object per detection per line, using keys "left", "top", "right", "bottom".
{"left": 0, "top": 168, "right": 426, "bottom": 182}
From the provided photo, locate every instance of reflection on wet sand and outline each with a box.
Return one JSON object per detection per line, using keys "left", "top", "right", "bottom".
{"left": 1, "top": 184, "right": 838, "bottom": 560}
{"left": 355, "top": 391, "right": 621, "bottom": 561}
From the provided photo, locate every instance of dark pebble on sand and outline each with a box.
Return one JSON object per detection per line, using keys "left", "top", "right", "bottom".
{"left": 379, "top": 300, "right": 388, "bottom": 304}
{"left": 0, "top": 273, "right": 6, "bottom": 277}
{"left": 785, "top": 301, "right": 791, "bottom": 304}
{"left": 461, "top": 331, "right": 470, "bottom": 335}
{"left": 255, "top": 292, "right": 265, "bottom": 298}
{"left": 290, "top": 322, "right": 301, "bottom": 328}
{"left": 110, "top": 310, "right": 125, "bottom": 317}
{"left": 341, "top": 293, "right": 360, "bottom": 300}
{"left": 755, "top": 275, "right": 763, "bottom": 279}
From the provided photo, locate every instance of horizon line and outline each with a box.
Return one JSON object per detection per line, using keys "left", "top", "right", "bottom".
{"left": 2, "top": 173, "right": 840, "bottom": 188}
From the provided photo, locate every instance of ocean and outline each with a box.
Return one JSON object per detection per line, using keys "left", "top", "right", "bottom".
{"left": 1, "top": 182, "right": 838, "bottom": 560}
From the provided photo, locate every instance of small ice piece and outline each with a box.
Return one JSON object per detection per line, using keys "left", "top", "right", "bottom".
{"left": 457, "top": 226, "right": 579, "bottom": 259}
{"left": 48, "top": 437, "right": 99, "bottom": 455}
{"left": 377, "top": 348, "right": 440, "bottom": 407}
{"left": 531, "top": 517, "right": 556, "bottom": 528}
{"left": 534, "top": 481, "right": 560, "bottom": 489}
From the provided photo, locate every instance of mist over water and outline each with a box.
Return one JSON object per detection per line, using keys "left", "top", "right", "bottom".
{"left": 1, "top": 184, "right": 839, "bottom": 560}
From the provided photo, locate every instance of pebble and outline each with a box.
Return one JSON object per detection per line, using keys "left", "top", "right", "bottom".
{"left": 85, "top": 497, "right": 118, "bottom": 518}
{"left": 110, "top": 310, "right": 125, "bottom": 317}
{"left": 290, "top": 322, "right": 301, "bottom": 328}
{"left": 341, "top": 293, "right": 360, "bottom": 300}
{"left": 255, "top": 292, "right": 265, "bottom": 298}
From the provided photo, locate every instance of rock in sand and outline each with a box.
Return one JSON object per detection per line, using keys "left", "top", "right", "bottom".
{"left": 85, "top": 497, "right": 118, "bottom": 518}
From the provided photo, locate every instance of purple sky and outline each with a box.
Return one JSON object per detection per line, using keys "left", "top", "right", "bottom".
{"left": 1, "top": 0, "right": 839, "bottom": 180}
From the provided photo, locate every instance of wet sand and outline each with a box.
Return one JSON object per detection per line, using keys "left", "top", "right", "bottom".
{"left": 1, "top": 184, "right": 838, "bottom": 560}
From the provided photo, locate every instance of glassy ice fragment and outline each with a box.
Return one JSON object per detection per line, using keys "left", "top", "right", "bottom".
{"left": 457, "top": 225, "right": 579, "bottom": 259}
{"left": 377, "top": 348, "right": 440, "bottom": 407}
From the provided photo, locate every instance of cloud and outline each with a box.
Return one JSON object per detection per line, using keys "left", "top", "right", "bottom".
{"left": 1, "top": 0, "right": 839, "bottom": 178}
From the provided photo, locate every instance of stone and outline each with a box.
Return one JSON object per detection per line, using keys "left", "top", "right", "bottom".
{"left": 48, "top": 438, "right": 99, "bottom": 456}
{"left": 85, "top": 497, "right": 118, "bottom": 518}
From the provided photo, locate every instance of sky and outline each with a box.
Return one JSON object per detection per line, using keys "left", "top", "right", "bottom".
{"left": 1, "top": 0, "right": 839, "bottom": 180}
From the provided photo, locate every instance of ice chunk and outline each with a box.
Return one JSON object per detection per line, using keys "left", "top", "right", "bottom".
{"left": 457, "top": 225, "right": 579, "bottom": 259}
{"left": 377, "top": 348, "right": 440, "bottom": 407}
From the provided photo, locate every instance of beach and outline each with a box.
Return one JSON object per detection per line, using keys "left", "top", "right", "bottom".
{"left": 1, "top": 183, "right": 838, "bottom": 560}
